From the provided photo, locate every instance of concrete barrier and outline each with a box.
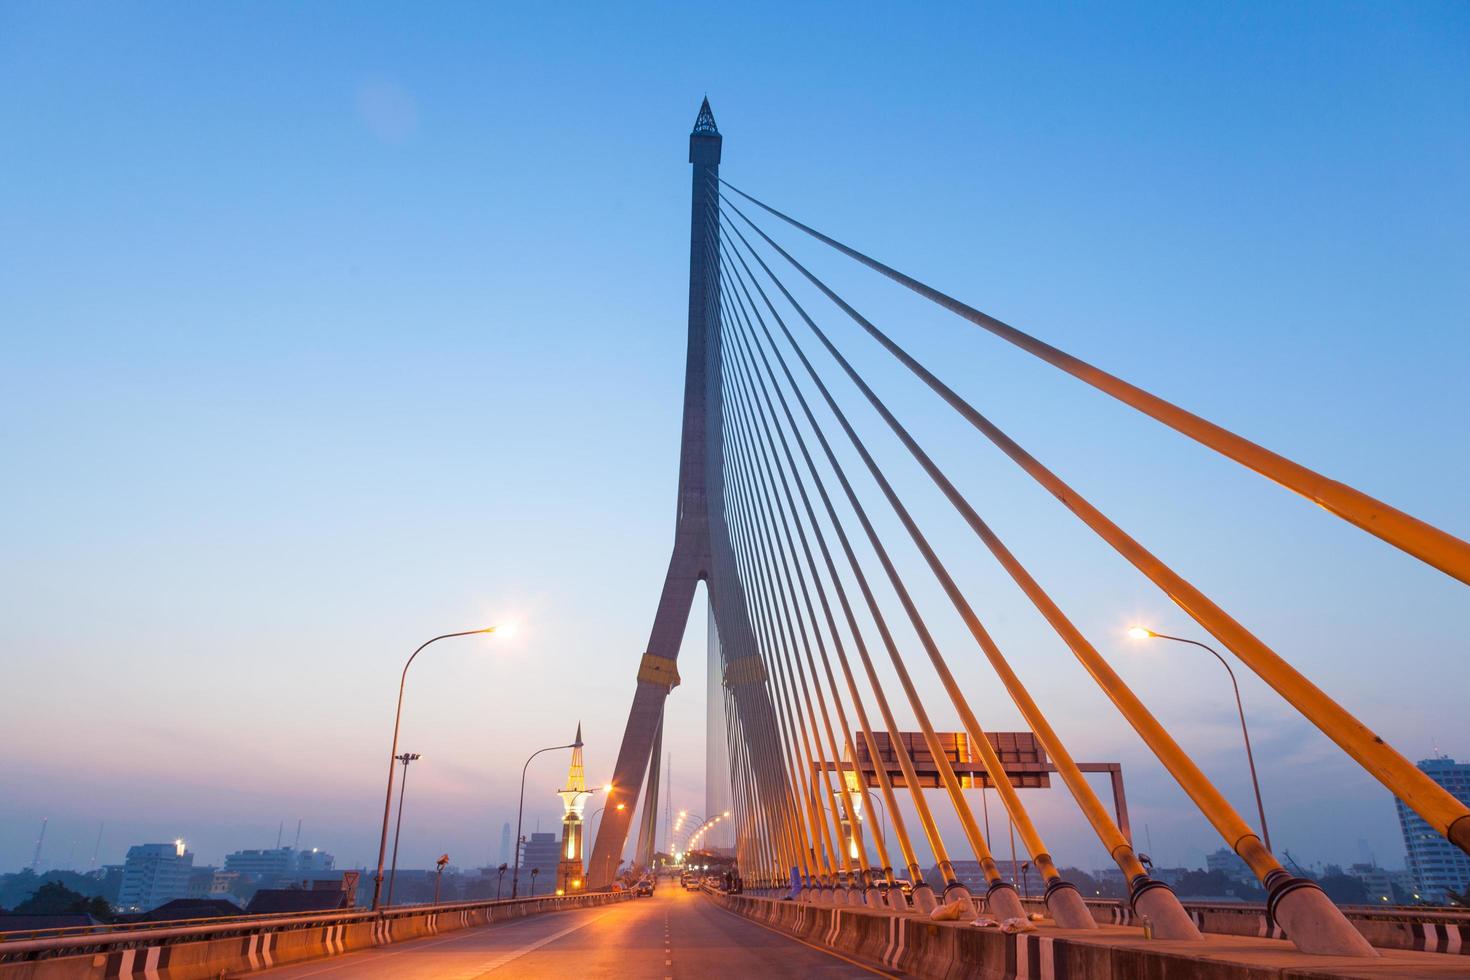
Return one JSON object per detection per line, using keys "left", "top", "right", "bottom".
{"left": 714, "top": 892, "right": 1470, "bottom": 979}
{"left": 0, "top": 891, "right": 629, "bottom": 980}
{"left": 1016, "top": 895, "right": 1470, "bottom": 955}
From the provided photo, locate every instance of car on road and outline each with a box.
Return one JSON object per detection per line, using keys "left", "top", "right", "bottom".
{"left": 634, "top": 877, "right": 655, "bottom": 896}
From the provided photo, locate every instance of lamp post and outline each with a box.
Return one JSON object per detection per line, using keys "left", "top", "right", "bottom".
{"left": 589, "top": 802, "right": 626, "bottom": 848}
{"left": 385, "top": 752, "right": 421, "bottom": 907}
{"left": 684, "top": 812, "right": 730, "bottom": 854}
{"left": 511, "top": 737, "right": 580, "bottom": 899}
{"left": 372, "top": 627, "right": 500, "bottom": 911}
{"left": 530, "top": 867, "right": 540, "bottom": 897}
{"left": 1129, "top": 626, "right": 1272, "bottom": 852}
{"left": 672, "top": 810, "right": 704, "bottom": 853}
{"left": 496, "top": 863, "right": 507, "bottom": 900}
{"left": 434, "top": 854, "right": 449, "bottom": 905}
{"left": 861, "top": 789, "right": 888, "bottom": 861}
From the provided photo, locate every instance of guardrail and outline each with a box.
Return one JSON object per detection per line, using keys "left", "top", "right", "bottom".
{"left": 1, "top": 906, "right": 364, "bottom": 944}
{"left": 0, "top": 890, "right": 629, "bottom": 979}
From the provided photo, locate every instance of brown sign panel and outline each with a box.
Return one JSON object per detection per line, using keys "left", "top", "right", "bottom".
{"left": 837, "top": 731, "right": 1052, "bottom": 790}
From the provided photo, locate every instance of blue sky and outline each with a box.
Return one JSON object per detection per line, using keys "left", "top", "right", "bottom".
{"left": 2, "top": 3, "right": 1466, "bottom": 877}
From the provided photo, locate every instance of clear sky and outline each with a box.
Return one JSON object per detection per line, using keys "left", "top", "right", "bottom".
{"left": 2, "top": 3, "right": 1466, "bottom": 878}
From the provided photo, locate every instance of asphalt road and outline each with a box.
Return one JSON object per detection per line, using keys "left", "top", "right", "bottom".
{"left": 251, "top": 884, "right": 887, "bottom": 978}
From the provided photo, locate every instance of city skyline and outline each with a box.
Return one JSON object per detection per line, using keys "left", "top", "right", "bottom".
{"left": 3, "top": 2, "right": 1467, "bottom": 897}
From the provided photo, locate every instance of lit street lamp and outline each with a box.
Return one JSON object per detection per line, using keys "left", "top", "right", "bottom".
{"left": 385, "top": 752, "right": 421, "bottom": 907}
{"left": 1129, "top": 626, "right": 1272, "bottom": 852}
{"left": 589, "top": 801, "right": 626, "bottom": 846}
{"left": 672, "top": 810, "right": 705, "bottom": 852}
{"left": 511, "top": 736, "right": 582, "bottom": 899}
{"left": 684, "top": 811, "right": 731, "bottom": 852}
{"left": 372, "top": 627, "right": 501, "bottom": 911}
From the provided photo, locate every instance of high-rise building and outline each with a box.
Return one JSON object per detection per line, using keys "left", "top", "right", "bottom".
{"left": 1396, "top": 756, "right": 1470, "bottom": 903}
{"left": 499, "top": 823, "right": 511, "bottom": 866}
{"left": 520, "top": 833, "right": 560, "bottom": 893}
{"left": 224, "top": 847, "right": 336, "bottom": 888}
{"left": 1205, "top": 847, "right": 1253, "bottom": 883}
{"left": 1344, "top": 863, "right": 1415, "bottom": 904}
{"left": 556, "top": 724, "right": 593, "bottom": 892}
{"left": 118, "top": 841, "right": 194, "bottom": 911}
{"left": 296, "top": 847, "right": 335, "bottom": 875}
{"left": 224, "top": 847, "right": 295, "bottom": 885}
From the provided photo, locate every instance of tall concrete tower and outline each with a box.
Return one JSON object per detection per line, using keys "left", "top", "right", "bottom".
{"left": 556, "top": 724, "right": 593, "bottom": 892}
{"left": 588, "top": 100, "right": 795, "bottom": 888}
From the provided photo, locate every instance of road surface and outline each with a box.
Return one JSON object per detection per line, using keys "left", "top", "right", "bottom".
{"left": 251, "top": 884, "right": 887, "bottom": 978}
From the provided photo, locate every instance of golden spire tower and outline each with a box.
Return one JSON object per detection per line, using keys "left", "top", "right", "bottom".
{"left": 556, "top": 723, "right": 592, "bottom": 891}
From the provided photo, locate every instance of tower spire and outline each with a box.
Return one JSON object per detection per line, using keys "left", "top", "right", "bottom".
{"left": 557, "top": 724, "right": 593, "bottom": 891}
{"left": 692, "top": 97, "right": 718, "bottom": 136}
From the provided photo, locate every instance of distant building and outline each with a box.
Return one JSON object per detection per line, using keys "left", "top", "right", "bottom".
{"left": 1151, "top": 866, "right": 1192, "bottom": 888}
{"left": 520, "top": 832, "right": 560, "bottom": 891}
{"left": 225, "top": 848, "right": 294, "bottom": 885}
{"left": 921, "top": 860, "right": 1001, "bottom": 895}
{"left": 296, "top": 848, "right": 335, "bottom": 874}
{"left": 1205, "top": 847, "right": 1253, "bottom": 883}
{"left": 186, "top": 866, "right": 219, "bottom": 898}
{"left": 118, "top": 841, "right": 195, "bottom": 911}
{"left": 224, "top": 847, "right": 335, "bottom": 889}
{"left": 1344, "top": 863, "right": 1415, "bottom": 904}
{"left": 923, "top": 861, "right": 983, "bottom": 894}
{"left": 212, "top": 870, "right": 242, "bottom": 895}
{"left": 1396, "top": 756, "right": 1470, "bottom": 903}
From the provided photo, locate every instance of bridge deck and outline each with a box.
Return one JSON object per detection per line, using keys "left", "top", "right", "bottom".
{"left": 249, "top": 884, "right": 882, "bottom": 979}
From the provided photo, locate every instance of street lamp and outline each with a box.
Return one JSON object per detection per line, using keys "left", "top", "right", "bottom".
{"left": 589, "top": 801, "right": 626, "bottom": 846}
{"left": 511, "top": 735, "right": 582, "bottom": 899}
{"left": 434, "top": 854, "right": 450, "bottom": 905}
{"left": 372, "top": 627, "right": 500, "bottom": 910}
{"left": 1129, "top": 626, "right": 1272, "bottom": 852}
{"left": 386, "top": 752, "right": 421, "bottom": 906}
{"left": 673, "top": 810, "right": 704, "bottom": 847}
{"left": 859, "top": 788, "right": 888, "bottom": 858}
{"left": 684, "top": 812, "right": 729, "bottom": 852}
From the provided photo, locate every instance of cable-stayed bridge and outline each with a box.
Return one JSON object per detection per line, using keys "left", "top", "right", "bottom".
{"left": 577, "top": 98, "right": 1470, "bottom": 973}
{"left": 4, "top": 100, "right": 1468, "bottom": 980}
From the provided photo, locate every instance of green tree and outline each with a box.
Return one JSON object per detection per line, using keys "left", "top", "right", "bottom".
{"left": 14, "top": 881, "right": 112, "bottom": 920}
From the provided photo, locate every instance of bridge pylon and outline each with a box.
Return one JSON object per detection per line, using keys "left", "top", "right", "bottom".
{"left": 588, "top": 100, "right": 790, "bottom": 889}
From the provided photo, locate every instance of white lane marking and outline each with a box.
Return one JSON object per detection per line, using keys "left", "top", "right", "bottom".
{"left": 469, "top": 910, "right": 614, "bottom": 974}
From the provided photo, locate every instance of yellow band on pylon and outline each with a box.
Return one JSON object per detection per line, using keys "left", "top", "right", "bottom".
{"left": 637, "top": 653, "right": 680, "bottom": 690}
{"left": 723, "top": 655, "right": 767, "bottom": 688}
